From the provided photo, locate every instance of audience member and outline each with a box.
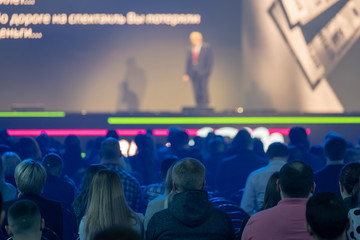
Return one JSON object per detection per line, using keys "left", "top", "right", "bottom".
{"left": 0, "top": 156, "right": 16, "bottom": 202}
{"left": 306, "top": 192, "right": 348, "bottom": 240}
{"left": 260, "top": 171, "right": 281, "bottom": 211}
{"left": 129, "top": 134, "right": 157, "bottom": 185}
{"left": 17, "top": 137, "right": 41, "bottom": 162}
{"left": 62, "top": 135, "right": 86, "bottom": 186}
{"left": 2, "top": 159, "right": 63, "bottom": 240}
{"left": 100, "top": 138, "right": 142, "bottom": 213}
{"left": 241, "top": 161, "right": 314, "bottom": 240}
{"left": 344, "top": 148, "right": 360, "bottom": 164}
{"left": 1, "top": 152, "right": 20, "bottom": 187}
{"left": 93, "top": 225, "right": 142, "bottom": 240}
{"left": 79, "top": 170, "right": 143, "bottom": 240}
{"left": 288, "top": 127, "right": 324, "bottom": 171}
{"left": 339, "top": 162, "right": 360, "bottom": 210}
{"left": 241, "top": 142, "right": 288, "bottom": 215}
{"left": 314, "top": 135, "right": 346, "bottom": 197}
{"left": 143, "top": 155, "right": 178, "bottom": 204}
{"left": 144, "top": 162, "right": 175, "bottom": 232}
{"left": 41, "top": 152, "right": 77, "bottom": 209}
{"left": 217, "top": 129, "right": 267, "bottom": 199}
{"left": 5, "top": 200, "right": 44, "bottom": 240}
{"left": 73, "top": 164, "right": 106, "bottom": 229}
{"left": 146, "top": 158, "right": 235, "bottom": 240}
{"left": 203, "top": 136, "right": 227, "bottom": 190}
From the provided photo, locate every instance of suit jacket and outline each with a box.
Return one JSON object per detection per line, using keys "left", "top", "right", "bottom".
{"left": 186, "top": 43, "right": 213, "bottom": 79}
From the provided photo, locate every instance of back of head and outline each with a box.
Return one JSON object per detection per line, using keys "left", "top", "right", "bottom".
{"left": 306, "top": 192, "right": 348, "bottom": 239}
{"left": 86, "top": 170, "right": 132, "bottom": 240}
{"left": 230, "top": 129, "right": 253, "bottom": 151}
{"left": 160, "top": 155, "right": 179, "bottom": 180}
{"left": 2, "top": 152, "right": 20, "bottom": 180}
{"left": 18, "top": 137, "right": 41, "bottom": 162}
{"left": 42, "top": 152, "right": 63, "bottom": 177}
{"left": 266, "top": 142, "right": 288, "bottom": 160}
{"left": 172, "top": 130, "right": 189, "bottom": 149}
{"left": 339, "top": 162, "right": 360, "bottom": 207}
{"left": 106, "top": 130, "right": 119, "bottom": 141}
{"left": 7, "top": 200, "right": 42, "bottom": 236}
{"left": 172, "top": 158, "right": 205, "bottom": 192}
{"left": 93, "top": 225, "right": 141, "bottom": 240}
{"left": 324, "top": 136, "right": 347, "bottom": 161}
{"left": 100, "top": 138, "right": 122, "bottom": 161}
{"left": 15, "top": 159, "right": 47, "bottom": 195}
{"left": 289, "top": 127, "right": 308, "bottom": 146}
{"left": 261, "top": 172, "right": 281, "bottom": 210}
{"left": 279, "top": 161, "right": 313, "bottom": 198}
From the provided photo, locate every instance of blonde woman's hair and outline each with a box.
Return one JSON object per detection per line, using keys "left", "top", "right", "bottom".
{"left": 14, "top": 159, "right": 46, "bottom": 195}
{"left": 84, "top": 170, "right": 139, "bottom": 240}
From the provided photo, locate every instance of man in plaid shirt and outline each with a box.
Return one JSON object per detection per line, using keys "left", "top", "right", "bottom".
{"left": 100, "top": 137, "right": 142, "bottom": 212}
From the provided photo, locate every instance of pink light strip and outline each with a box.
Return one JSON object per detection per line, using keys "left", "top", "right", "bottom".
{"left": 6, "top": 128, "right": 310, "bottom": 137}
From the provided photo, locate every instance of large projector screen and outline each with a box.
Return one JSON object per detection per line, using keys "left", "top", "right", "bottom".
{"left": 1, "top": 0, "right": 360, "bottom": 113}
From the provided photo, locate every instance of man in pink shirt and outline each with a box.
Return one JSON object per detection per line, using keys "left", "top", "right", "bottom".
{"left": 241, "top": 161, "right": 314, "bottom": 240}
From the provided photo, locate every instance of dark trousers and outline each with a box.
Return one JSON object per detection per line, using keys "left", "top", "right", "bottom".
{"left": 191, "top": 73, "right": 209, "bottom": 107}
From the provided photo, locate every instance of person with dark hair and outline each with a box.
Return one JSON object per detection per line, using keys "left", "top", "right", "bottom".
{"left": 147, "top": 158, "right": 235, "bottom": 240}
{"left": 17, "top": 137, "right": 42, "bottom": 162}
{"left": 62, "top": 135, "right": 86, "bottom": 186}
{"left": 306, "top": 192, "right": 348, "bottom": 240}
{"left": 217, "top": 129, "right": 267, "bottom": 199}
{"left": 5, "top": 200, "right": 44, "bottom": 240}
{"left": 314, "top": 135, "right": 347, "bottom": 197}
{"left": 241, "top": 142, "right": 288, "bottom": 215}
{"left": 72, "top": 164, "right": 106, "bottom": 229}
{"left": 143, "top": 155, "right": 179, "bottom": 205}
{"left": 2, "top": 152, "right": 20, "bottom": 188}
{"left": 203, "top": 136, "right": 227, "bottom": 190}
{"left": 288, "top": 126, "right": 324, "bottom": 171}
{"left": 242, "top": 161, "right": 314, "bottom": 240}
{"left": 100, "top": 138, "right": 142, "bottom": 213}
{"left": 41, "top": 152, "right": 77, "bottom": 209}
{"left": 129, "top": 134, "right": 157, "bottom": 185}
{"left": 260, "top": 171, "right": 281, "bottom": 211}
{"left": 0, "top": 154, "right": 17, "bottom": 202}
{"left": 93, "top": 225, "right": 142, "bottom": 240}
{"left": 339, "top": 162, "right": 360, "bottom": 210}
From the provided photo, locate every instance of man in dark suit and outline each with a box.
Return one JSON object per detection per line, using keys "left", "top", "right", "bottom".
{"left": 183, "top": 31, "right": 213, "bottom": 107}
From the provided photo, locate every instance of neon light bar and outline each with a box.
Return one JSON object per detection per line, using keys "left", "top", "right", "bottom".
{"left": 6, "top": 128, "right": 306, "bottom": 137}
{"left": 107, "top": 116, "right": 360, "bottom": 125}
{"left": 0, "top": 112, "right": 65, "bottom": 117}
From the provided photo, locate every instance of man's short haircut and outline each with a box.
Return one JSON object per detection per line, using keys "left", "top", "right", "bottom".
{"left": 172, "top": 158, "right": 205, "bottom": 192}
{"left": 100, "top": 137, "right": 122, "bottom": 159}
{"left": 324, "top": 136, "right": 347, "bottom": 161}
{"left": 15, "top": 159, "right": 47, "bottom": 195}
{"left": 7, "top": 200, "right": 41, "bottom": 235}
{"left": 306, "top": 192, "right": 348, "bottom": 239}
{"left": 279, "top": 161, "right": 313, "bottom": 198}
{"left": 266, "top": 142, "right": 288, "bottom": 160}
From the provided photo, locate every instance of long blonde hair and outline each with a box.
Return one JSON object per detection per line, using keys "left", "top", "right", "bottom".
{"left": 84, "top": 170, "right": 138, "bottom": 240}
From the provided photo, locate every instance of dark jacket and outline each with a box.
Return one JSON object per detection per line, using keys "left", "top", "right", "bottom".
{"left": 146, "top": 190, "right": 235, "bottom": 240}
{"left": 1, "top": 194, "right": 63, "bottom": 240}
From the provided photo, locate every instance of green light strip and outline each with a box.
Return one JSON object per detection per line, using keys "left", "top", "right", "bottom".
{"left": 107, "top": 116, "right": 360, "bottom": 125}
{"left": 0, "top": 112, "right": 66, "bottom": 117}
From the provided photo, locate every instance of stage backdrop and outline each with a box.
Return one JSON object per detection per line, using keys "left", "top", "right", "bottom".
{"left": 1, "top": 0, "right": 360, "bottom": 113}
{"left": 0, "top": 0, "right": 241, "bottom": 113}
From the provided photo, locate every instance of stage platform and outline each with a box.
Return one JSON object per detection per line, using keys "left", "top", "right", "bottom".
{"left": 1, "top": 111, "right": 360, "bottom": 146}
